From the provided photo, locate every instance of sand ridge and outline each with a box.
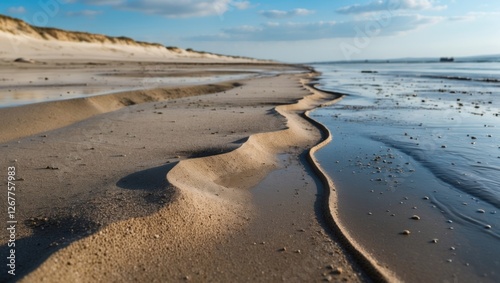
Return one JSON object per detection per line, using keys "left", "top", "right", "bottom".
{"left": 166, "top": 74, "right": 328, "bottom": 203}
{"left": 0, "top": 82, "right": 237, "bottom": 143}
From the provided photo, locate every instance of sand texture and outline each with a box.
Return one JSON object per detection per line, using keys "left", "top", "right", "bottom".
{"left": 0, "top": 59, "right": 381, "bottom": 282}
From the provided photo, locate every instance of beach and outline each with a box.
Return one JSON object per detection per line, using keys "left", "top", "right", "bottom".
{"left": 0, "top": 15, "right": 384, "bottom": 282}
{"left": 0, "top": 50, "right": 377, "bottom": 281}
{"left": 3, "top": 12, "right": 498, "bottom": 283}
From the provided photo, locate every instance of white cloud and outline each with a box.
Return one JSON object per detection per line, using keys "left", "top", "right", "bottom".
{"left": 259, "top": 8, "right": 315, "bottom": 19}
{"left": 337, "top": 0, "right": 447, "bottom": 15}
{"left": 447, "top": 15, "right": 474, "bottom": 21}
{"left": 66, "top": 10, "right": 103, "bottom": 17}
{"left": 447, "top": 11, "right": 500, "bottom": 22}
{"left": 69, "top": 0, "right": 124, "bottom": 4}
{"left": 66, "top": 0, "right": 247, "bottom": 18}
{"left": 125, "top": 0, "right": 232, "bottom": 18}
{"left": 7, "top": 6, "right": 26, "bottom": 14}
{"left": 465, "top": 11, "right": 500, "bottom": 18}
{"left": 231, "top": 1, "right": 250, "bottom": 10}
{"left": 189, "top": 14, "right": 443, "bottom": 41}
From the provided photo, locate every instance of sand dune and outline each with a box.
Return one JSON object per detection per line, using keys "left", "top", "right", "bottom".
{"left": 0, "top": 15, "right": 261, "bottom": 63}
{"left": 0, "top": 15, "right": 163, "bottom": 48}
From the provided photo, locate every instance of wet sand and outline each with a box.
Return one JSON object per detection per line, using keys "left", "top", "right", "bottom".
{"left": 310, "top": 62, "right": 500, "bottom": 282}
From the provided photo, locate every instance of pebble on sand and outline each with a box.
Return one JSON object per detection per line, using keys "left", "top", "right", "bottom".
{"left": 326, "top": 264, "right": 342, "bottom": 274}
{"left": 410, "top": 215, "right": 421, "bottom": 220}
{"left": 431, "top": 238, "right": 439, "bottom": 243}
{"left": 332, "top": 267, "right": 343, "bottom": 275}
{"left": 401, "top": 230, "right": 411, "bottom": 235}
{"left": 485, "top": 225, "right": 492, "bottom": 229}
{"left": 477, "top": 209, "right": 486, "bottom": 213}
{"left": 14, "top": 57, "right": 35, "bottom": 63}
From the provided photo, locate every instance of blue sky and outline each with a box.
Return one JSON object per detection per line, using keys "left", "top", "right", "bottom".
{"left": 1, "top": 0, "right": 499, "bottom": 62}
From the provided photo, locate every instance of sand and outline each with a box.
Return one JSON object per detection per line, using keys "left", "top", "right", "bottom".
{"left": 0, "top": 14, "right": 261, "bottom": 64}
{"left": 0, "top": 58, "right": 386, "bottom": 282}
{"left": 0, "top": 16, "right": 390, "bottom": 282}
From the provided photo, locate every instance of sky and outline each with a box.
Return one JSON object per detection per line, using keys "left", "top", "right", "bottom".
{"left": 1, "top": 0, "right": 499, "bottom": 62}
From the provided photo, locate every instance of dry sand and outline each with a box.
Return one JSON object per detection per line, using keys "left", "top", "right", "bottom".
{"left": 0, "top": 14, "right": 261, "bottom": 64}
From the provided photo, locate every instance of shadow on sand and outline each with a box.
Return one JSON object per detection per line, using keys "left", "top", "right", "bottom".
{"left": 1, "top": 162, "right": 177, "bottom": 282}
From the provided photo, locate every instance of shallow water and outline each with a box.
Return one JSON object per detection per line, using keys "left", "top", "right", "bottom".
{"left": 310, "top": 62, "right": 500, "bottom": 282}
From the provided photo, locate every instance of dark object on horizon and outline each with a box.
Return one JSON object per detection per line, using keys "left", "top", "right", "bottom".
{"left": 440, "top": 57, "right": 454, "bottom": 62}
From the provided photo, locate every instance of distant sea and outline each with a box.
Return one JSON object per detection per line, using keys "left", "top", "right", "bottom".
{"left": 310, "top": 59, "right": 500, "bottom": 282}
